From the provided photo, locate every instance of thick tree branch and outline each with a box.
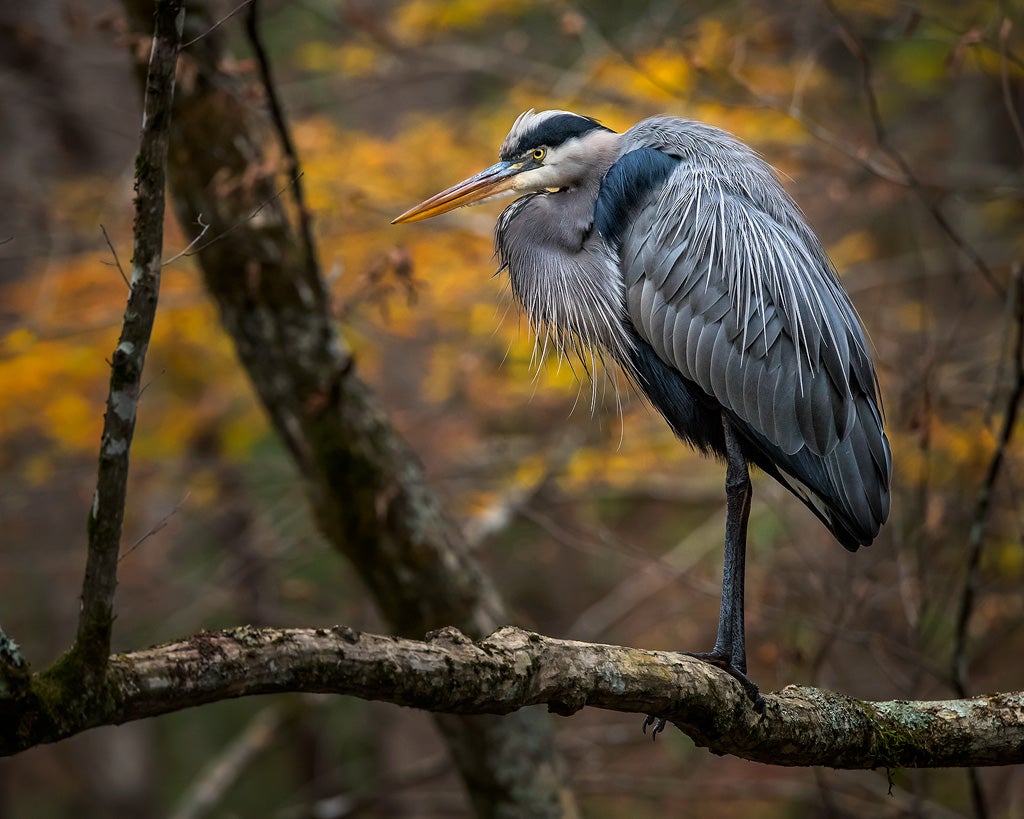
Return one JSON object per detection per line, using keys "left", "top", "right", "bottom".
{"left": 74, "top": 0, "right": 185, "bottom": 677}
{"left": 5, "top": 626, "right": 1024, "bottom": 768}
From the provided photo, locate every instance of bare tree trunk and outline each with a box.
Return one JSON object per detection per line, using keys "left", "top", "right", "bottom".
{"left": 117, "top": 2, "right": 574, "bottom": 816}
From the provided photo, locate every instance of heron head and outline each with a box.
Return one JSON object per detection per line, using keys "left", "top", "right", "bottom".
{"left": 392, "top": 110, "right": 617, "bottom": 224}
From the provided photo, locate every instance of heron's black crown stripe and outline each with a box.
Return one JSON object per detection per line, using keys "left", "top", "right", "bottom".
{"left": 500, "top": 114, "right": 609, "bottom": 161}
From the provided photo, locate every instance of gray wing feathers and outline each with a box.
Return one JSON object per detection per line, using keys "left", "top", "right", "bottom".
{"left": 622, "top": 118, "right": 871, "bottom": 458}
{"left": 620, "top": 117, "right": 890, "bottom": 538}
{"left": 824, "top": 395, "right": 889, "bottom": 530}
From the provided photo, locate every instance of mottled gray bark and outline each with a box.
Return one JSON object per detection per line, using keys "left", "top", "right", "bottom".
{"left": 4, "top": 625, "right": 1023, "bottom": 768}
{"left": 76, "top": 0, "right": 184, "bottom": 680}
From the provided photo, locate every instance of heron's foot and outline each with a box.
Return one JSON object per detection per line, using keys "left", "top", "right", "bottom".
{"left": 683, "top": 651, "right": 766, "bottom": 715}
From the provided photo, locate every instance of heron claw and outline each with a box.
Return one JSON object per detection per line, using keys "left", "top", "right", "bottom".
{"left": 642, "top": 714, "right": 667, "bottom": 739}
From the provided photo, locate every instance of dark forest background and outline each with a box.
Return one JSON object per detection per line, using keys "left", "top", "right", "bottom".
{"left": 1, "top": 0, "right": 1022, "bottom": 816}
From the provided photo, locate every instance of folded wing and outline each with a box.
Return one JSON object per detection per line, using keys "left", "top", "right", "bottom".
{"left": 600, "top": 118, "right": 891, "bottom": 548}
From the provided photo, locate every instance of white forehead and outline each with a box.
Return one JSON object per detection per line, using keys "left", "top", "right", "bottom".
{"left": 499, "top": 109, "right": 583, "bottom": 158}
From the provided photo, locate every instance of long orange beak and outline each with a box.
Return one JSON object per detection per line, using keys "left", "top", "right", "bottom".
{"left": 392, "top": 161, "right": 522, "bottom": 224}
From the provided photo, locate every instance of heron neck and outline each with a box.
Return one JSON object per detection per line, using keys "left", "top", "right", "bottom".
{"left": 574, "top": 129, "right": 622, "bottom": 199}
{"left": 546, "top": 130, "right": 622, "bottom": 248}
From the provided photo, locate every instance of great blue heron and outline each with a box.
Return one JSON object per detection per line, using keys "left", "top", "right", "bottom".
{"left": 393, "top": 109, "right": 891, "bottom": 721}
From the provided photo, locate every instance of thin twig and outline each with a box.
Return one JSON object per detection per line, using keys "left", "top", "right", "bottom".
{"left": 100, "top": 224, "right": 129, "bottom": 287}
{"left": 998, "top": 11, "right": 1024, "bottom": 161}
{"left": 952, "top": 265, "right": 1024, "bottom": 696}
{"left": 462, "top": 434, "right": 582, "bottom": 547}
{"left": 74, "top": 0, "right": 185, "bottom": 678}
{"left": 163, "top": 214, "right": 210, "bottom": 265}
{"left": 985, "top": 270, "right": 1023, "bottom": 422}
{"left": 590, "top": 6, "right": 917, "bottom": 188}
{"left": 275, "top": 752, "right": 452, "bottom": 819}
{"left": 181, "top": 0, "right": 254, "bottom": 48}
{"left": 567, "top": 507, "right": 724, "bottom": 641}
{"left": 184, "top": 177, "right": 299, "bottom": 256}
{"left": 170, "top": 705, "right": 284, "bottom": 819}
{"left": 245, "top": 0, "right": 319, "bottom": 278}
{"left": 119, "top": 491, "right": 190, "bottom": 564}
{"left": 735, "top": 74, "right": 911, "bottom": 185}
{"left": 822, "top": 0, "right": 1003, "bottom": 296}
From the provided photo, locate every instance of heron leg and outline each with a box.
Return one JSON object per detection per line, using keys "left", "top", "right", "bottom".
{"left": 643, "top": 417, "right": 762, "bottom": 738}
{"left": 684, "top": 416, "right": 764, "bottom": 712}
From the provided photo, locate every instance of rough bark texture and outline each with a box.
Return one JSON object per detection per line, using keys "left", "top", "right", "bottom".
{"left": 75, "top": 0, "right": 184, "bottom": 678}
{"left": 114, "top": 3, "right": 572, "bottom": 817}
{"left": 4, "top": 625, "right": 1023, "bottom": 768}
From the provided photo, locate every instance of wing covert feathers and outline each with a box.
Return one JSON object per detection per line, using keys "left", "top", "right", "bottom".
{"left": 606, "top": 117, "right": 891, "bottom": 547}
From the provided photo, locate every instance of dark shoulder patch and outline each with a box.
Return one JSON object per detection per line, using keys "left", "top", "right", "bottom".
{"left": 595, "top": 147, "right": 678, "bottom": 249}
{"left": 501, "top": 114, "right": 608, "bottom": 160}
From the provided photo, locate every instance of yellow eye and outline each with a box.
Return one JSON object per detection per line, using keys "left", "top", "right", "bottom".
{"left": 532, "top": 148, "right": 546, "bottom": 161}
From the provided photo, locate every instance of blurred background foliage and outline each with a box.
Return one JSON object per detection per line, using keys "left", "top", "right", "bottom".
{"left": 1, "top": 0, "right": 1023, "bottom": 816}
